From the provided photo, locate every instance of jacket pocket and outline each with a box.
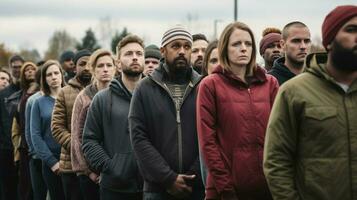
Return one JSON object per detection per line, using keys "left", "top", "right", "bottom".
{"left": 302, "top": 106, "right": 338, "bottom": 145}
{"left": 101, "top": 152, "right": 138, "bottom": 188}
{"left": 305, "top": 107, "right": 336, "bottom": 120}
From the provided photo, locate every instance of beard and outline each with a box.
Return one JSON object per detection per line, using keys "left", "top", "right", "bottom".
{"left": 330, "top": 40, "right": 357, "bottom": 72}
{"left": 167, "top": 56, "right": 189, "bottom": 73}
{"left": 122, "top": 63, "right": 143, "bottom": 77}
{"left": 77, "top": 71, "right": 92, "bottom": 86}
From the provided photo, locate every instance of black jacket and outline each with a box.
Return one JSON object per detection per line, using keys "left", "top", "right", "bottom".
{"left": 129, "top": 63, "right": 204, "bottom": 193}
{"left": 82, "top": 78, "right": 142, "bottom": 193}
{"left": 0, "top": 84, "right": 20, "bottom": 150}
{"left": 268, "top": 57, "right": 296, "bottom": 85}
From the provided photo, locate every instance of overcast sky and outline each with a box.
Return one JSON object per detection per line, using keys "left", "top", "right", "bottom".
{"left": 0, "top": 0, "right": 355, "bottom": 57}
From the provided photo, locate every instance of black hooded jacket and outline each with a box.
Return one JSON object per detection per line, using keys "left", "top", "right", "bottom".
{"left": 268, "top": 57, "right": 296, "bottom": 85}
{"left": 0, "top": 84, "right": 20, "bottom": 150}
{"left": 82, "top": 77, "right": 142, "bottom": 193}
{"left": 129, "top": 63, "right": 204, "bottom": 193}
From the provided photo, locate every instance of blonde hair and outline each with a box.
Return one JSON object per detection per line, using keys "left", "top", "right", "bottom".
{"left": 218, "top": 22, "right": 257, "bottom": 76}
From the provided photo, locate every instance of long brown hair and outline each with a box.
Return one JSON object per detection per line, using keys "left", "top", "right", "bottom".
{"left": 218, "top": 22, "right": 257, "bottom": 76}
{"left": 41, "top": 60, "right": 65, "bottom": 96}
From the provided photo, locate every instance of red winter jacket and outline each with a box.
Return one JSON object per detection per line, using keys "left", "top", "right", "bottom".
{"left": 197, "top": 65, "right": 278, "bottom": 200}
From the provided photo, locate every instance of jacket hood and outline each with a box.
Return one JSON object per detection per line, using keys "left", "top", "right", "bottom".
{"left": 109, "top": 78, "right": 132, "bottom": 100}
{"left": 68, "top": 77, "right": 83, "bottom": 89}
{"left": 150, "top": 62, "right": 202, "bottom": 87}
{"left": 212, "top": 64, "right": 267, "bottom": 87}
{"left": 305, "top": 52, "right": 329, "bottom": 79}
{"left": 84, "top": 83, "right": 98, "bottom": 100}
{"left": 305, "top": 52, "right": 357, "bottom": 93}
{"left": 270, "top": 57, "right": 294, "bottom": 76}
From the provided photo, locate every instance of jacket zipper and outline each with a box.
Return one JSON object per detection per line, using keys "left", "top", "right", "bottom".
{"left": 154, "top": 79, "right": 194, "bottom": 174}
{"left": 343, "top": 94, "right": 353, "bottom": 199}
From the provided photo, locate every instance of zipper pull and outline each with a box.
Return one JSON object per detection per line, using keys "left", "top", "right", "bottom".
{"left": 248, "top": 88, "right": 251, "bottom": 93}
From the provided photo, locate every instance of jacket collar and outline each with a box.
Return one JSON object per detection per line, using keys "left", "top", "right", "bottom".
{"left": 212, "top": 64, "right": 267, "bottom": 87}
{"left": 306, "top": 52, "right": 357, "bottom": 93}
{"left": 149, "top": 61, "right": 202, "bottom": 87}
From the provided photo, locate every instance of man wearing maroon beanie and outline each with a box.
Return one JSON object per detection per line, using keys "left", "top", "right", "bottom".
{"left": 264, "top": 5, "right": 357, "bottom": 200}
{"left": 259, "top": 27, "right": 283, "bottom": 71}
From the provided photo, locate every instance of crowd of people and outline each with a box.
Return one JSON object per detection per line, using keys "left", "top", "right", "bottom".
{"left": 0, "top": 4, "right": 356, "bottom": 200}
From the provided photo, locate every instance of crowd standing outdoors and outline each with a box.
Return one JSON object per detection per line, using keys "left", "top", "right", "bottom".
{"left": 0, "top": 4, "right": 356, "bottom": 200}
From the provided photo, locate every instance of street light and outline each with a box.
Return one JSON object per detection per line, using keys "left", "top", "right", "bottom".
{"left": 234, "top": 0, "right": 238, "bottom": 21}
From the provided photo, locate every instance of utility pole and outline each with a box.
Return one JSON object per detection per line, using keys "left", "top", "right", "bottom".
{"left": 234, "top": 0, "right": 238, "bottom": 21}
{"left": 214, "top": 19, "right": 222, "bottom": 39}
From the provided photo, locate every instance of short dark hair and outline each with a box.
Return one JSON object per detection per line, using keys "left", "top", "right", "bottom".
{"left": 8, "top": 55, "right": 25, "bottom": 66}
{"left": 41, "top": 60, "right": 65, "bottom": 96}
{"left": 282, "top": 21, "right": 309, "bottom": 40}
{"left": 116, "top": 35, "right": 145, "bottom": 59}
{"left": 192, "top": 33, "right": 208, "bottom": 43}
{"left": 0, "top": 69, "right": 12, "bottom": 84}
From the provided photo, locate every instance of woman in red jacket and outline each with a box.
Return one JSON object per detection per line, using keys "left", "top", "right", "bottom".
{"left": 196, "top": 22, "right": 279, "bottom": 200}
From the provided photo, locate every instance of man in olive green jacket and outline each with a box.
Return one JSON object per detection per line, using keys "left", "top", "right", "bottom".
{"left": 264, "top": 5, "right": 357, "bottom": 200}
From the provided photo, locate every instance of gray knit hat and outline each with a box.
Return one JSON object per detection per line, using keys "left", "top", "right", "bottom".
{"left": 161, "top": 25, "right": 193, "bottom": 47}
{"left": 145, "top": 44, "right": 162, "bottom": 60}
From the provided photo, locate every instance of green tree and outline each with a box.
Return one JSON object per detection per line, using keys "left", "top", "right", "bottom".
{"left": 111, "top": 28, "right": 129, "bottom": 54}
{"left": 44, "top": 30, "right": 77, "bottom": 60}
{"left": 0, "top": 43, "right": 14, "bottom": 68}
{"left": 77, "top": 28, "right": 101, "bottom": 52}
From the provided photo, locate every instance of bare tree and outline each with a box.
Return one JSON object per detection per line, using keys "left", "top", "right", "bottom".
{"left": 44, "top": 30, "right": 78, "bottom": 60}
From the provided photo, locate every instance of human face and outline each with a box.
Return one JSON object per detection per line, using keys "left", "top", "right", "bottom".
{"left": 228, "top": 28, "right": 253, "bottom": 68}
{"left": 10, "top": 60, "right": 23, "bottom": 79}
{"left": 263, "top": 41, "right": 283, "bottom": 65}
{"left": 119, "top": 42, "right": 145, "bottom": 77}
{"left": 207, "top": 48, "right": 219, "bottom": 75}
{"left": 143, "top": 57, "right": 160, "bottom": 75}
{"left": 94, "top": 55, "right": 116, "bottom": 83}
{"left": 0, "top": 72, "right": 10, "bottom": 90}
{"left": 282, "top": 26, "right": 311, "bottom": 66}
{"left": 76, "top": 56, "right": 90, "bottom": 75}
{"left": 46, "top": 64, "right": 62, "bottom": 89}
{"left": 62, "top": 60, "right": 74, "bottom": 72}
{"left": 329, "top": 16, "right": 357, "bottom": 72}
{"left": 24, "top": 64, "right": 37, "bottom": 81}
{"left": 161, "top": 39, "right": 192, "bottom": 71}
{"left": 191, "top": 39, "right": 208, "bottom": 69}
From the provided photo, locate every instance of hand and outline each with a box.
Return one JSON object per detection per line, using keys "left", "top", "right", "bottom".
{"left": 88, "top": 172, "right": 100, "bottom": 184}
{"left": 167, "top": 174, "right": 195, "bottom": 199}
{"left": 51, "top": 162, "right": 60, "bottom": 175}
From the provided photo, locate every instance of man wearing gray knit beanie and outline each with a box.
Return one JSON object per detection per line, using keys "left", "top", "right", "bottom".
{"left": 143, "top": 44, "right": 162, "bottom": 76}
{"left": 129, "top": 25, "right": 204, "bottom": 200}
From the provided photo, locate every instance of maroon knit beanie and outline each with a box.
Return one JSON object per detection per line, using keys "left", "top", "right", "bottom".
{"left": 322, "top": 5, "right": 357, "bottom": 50}
{"left": 259, "top": 33, "right": 282, "bottom": 55}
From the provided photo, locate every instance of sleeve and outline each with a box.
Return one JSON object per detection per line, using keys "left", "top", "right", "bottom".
{"left": 82, "top": 94, "right": 110, "bottom": 173}
{"left": 25, "top": 98, "right": 34, "bottom": 154}
{"left": 51, "top": 89, "right": 71, "bottom": 151}
{"left": 129, "top": 83, "right": 177, "bottom": 187}
{"left": 71, "top": 94, "right": 89, "bottom": 173}
{"left": 11, "top": 117, "right": 21, "bottom": 162}
{"left": 196, "top": 78, "right": 236, "bottom": 196}
{"left": 31, "top": 99, "right": 58, "bottom": 168}
{"left": 263, "top": 87, "right": 300, "bottom": 200}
